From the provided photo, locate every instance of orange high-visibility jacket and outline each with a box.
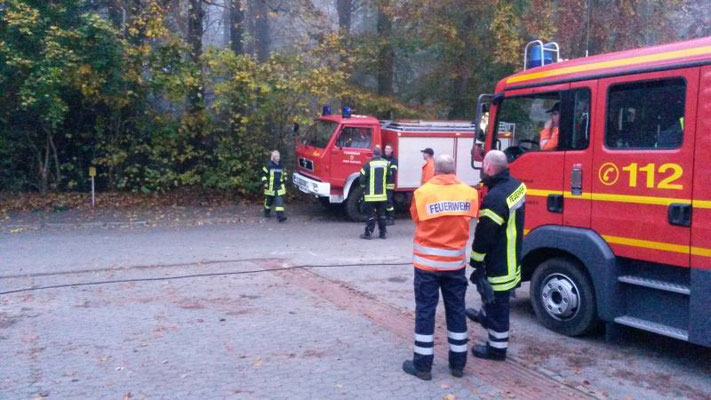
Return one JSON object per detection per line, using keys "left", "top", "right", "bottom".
{"left": 539, "top": 127, "right": 559, "bottom": 150}
{"left": 421, "top": 158, "right": 435, "bottom": 185}
{"left": 410, "top": 174, "right": 479, "bottom": 272}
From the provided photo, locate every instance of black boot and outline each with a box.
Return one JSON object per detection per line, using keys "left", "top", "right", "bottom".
{"left": 402, "top": 360, "right": 432, "bottom": 381}
{"left": 360, "top": 232, "right": 372, "bottom": 240}
{"left": 472, "top": 344, "right": 506, "bottom": 361}
{"left": 465, "top": 308, "right": 481, "bottom": 323}
{"left": 277, "top": 214, "right": 287, "bottom": 222}
{"left": 379, "top": 231, "right": 387, "bottom": 239}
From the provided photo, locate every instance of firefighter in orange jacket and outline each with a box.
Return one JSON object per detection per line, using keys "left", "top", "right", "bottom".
{"left": 402, "top": 154, "right": 479, "bottom": 381}
{"left": 420, "top": 148, "right": 435, "bottom": 185}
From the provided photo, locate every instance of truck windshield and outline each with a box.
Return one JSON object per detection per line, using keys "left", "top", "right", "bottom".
{"left": 301, "top": 120, "right": 338, "bottom": 148}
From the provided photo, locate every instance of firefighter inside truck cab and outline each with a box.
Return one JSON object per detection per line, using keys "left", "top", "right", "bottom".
{"left": 539, "top": 102, "right": 560, "bottom": 150}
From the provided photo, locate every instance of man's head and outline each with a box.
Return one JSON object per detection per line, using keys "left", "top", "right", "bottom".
{"left": 384, "top": 144, "right": 393, "bottom": 157}
{"left": 481, "top": 150, "right": 507, "bottom": 185}
{"left": 373, "top": 145, "right": 382, "bottom": 157}
{"left": 434, "top": 154, "right": 455, "bottom": 175}
{"left": 546, "top": 102, "right": 560, "bottom": 126}
{"left": 421, "top": 148, "right": 434, "bottom": 160}
{"left": 271, "top": 150, "right": 280, "bottom": 163}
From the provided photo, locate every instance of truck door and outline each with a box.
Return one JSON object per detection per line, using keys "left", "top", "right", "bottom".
{"left": 495, "top": 84, "right": 569, "bottom": 230}
{"left": 563, "top": 82, "right": 595, "bottom": 228}
{"left": 592, "top": 69, "right": 698, "bottom": 267}
{"left": 330, "top": 125, "right": 374, "bottom": 188}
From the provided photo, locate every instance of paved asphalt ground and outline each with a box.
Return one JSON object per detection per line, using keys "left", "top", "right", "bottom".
{"left": 1, "top": 201, "right": 710, "bottom": 399}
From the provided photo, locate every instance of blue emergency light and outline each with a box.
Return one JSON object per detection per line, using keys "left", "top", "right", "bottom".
{"left": 342, "top": 106, "right": 352, "bottom": 119}
{"left": 322, "top": 105, "right": 331, "bottom": 116}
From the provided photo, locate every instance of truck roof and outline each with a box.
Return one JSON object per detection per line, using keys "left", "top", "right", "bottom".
{"left": 498, "top": 36, "right": 711, "bottom": 92}
{"left": 320, "top": 114, "right": 380, "bottom": 125}
{"left": 381, "top": 120, "right": 476, "bottom": 132}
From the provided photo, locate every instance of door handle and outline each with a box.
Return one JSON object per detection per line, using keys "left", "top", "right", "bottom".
{"left": 668, "top": 203, "right": 691, "bottom": 227}
{"left": 547, "top": 194, "right": 564, "bottom": 213}
{"left": 571, "top": 164, "right": 583, "bottom": 195}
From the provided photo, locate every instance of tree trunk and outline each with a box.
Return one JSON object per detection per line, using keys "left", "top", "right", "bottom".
{"left": 187, "top": 0, "right": 205, "bottom": 110}
{"left": 376, "top": 3, "right": 394, "bottom": 96}
{"left": 336, "top": 0, "right": 352, "bottom": 35}
{"left": 228, "top": 0, "right": 245, "bottom": 54}
{"left": 252, "top": 0, "right": 270, "bottom": 62}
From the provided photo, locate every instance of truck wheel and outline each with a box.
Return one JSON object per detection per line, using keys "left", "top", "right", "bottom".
{"left": 530, "top": 257, "right": 597, "bottom": 337}
{"left": 345, "top": 186, "right": 366, "bottom": 222}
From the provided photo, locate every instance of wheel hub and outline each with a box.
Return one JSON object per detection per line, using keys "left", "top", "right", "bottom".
{"left": 541, "top": 274, "right": 580, "bottom": 320}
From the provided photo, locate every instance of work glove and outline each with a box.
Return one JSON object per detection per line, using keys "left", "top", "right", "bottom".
{"left": 470, "top": 267, "right": 495, "bottom": 305}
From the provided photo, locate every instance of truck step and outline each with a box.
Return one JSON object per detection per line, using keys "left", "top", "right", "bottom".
{"left": 614, "top": 316, "right": 688, "bottom": 341}
{"left": 618, "top": 275, "right": 690, "bottom": 295}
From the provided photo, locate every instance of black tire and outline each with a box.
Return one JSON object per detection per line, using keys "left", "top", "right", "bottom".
{"left": 345, "top": 185, "right": 366, "bottom": 222}
{"left": 530, "top": 257, "right": 598, "bottom": 337}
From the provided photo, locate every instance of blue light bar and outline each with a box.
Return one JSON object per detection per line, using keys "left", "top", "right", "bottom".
{"left": 342, "top": 106, "right": 351, "bottom": 119}
{"left": 322, "top": 105, "right": 331, "bottom": 116}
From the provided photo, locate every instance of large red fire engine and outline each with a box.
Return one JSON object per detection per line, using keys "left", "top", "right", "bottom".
{"left": 472, "top": 37, "right": 711, "bottom": 346}
{"left": 292, "top": 109, "right": 480, "bottom": 221}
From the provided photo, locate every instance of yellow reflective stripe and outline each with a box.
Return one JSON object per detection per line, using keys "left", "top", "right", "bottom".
{"left": 691, "top": 246, "right": 711, "bottom": 257}
{"left": 506, "top": 208, "right": 518, "bottom": 282}
{"left": 491, "top": 275, "right": 521, "bottom": 291}
{"left": 602, "top": 234, "right": 688, "bottom": 254}
{"left": 262, "top": 167, "right": 268, "bottom": 173}
{"left": 470, "top": 250, "right": 486, "bottom": 262}
{"left": 480, "top": 209, "right": 504, "bottom": 225}
{"left": 526, "top": 188, "right": 701, "bottom": 207}
{"left": 506, "top": 45, "right": 711, "bottom": 84}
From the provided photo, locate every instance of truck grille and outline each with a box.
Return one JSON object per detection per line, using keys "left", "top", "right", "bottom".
{"left": 298, "top": 157, "right": 314, "bottom": 171}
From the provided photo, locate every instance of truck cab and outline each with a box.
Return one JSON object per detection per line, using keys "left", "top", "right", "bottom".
{"left": 293, "top": 113, "right": 382, "bottom": 216}
{"left": 474, "top": 38, "right": 711, "bottom": 346}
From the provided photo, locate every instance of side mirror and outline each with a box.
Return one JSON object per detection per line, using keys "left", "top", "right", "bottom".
{"left": 292, "top": 123, "right": 300, "bottom": 134}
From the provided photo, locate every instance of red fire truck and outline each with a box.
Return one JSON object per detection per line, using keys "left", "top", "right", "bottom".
{"left": 472, "top": 37, "right": 711, "bottom": 346}
{"left": 292, "top": 110, "right": 480, "bottom": 221}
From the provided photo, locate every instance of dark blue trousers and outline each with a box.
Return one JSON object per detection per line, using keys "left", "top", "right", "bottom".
{"left": 474, "top": 291, "right": 510, "bottom": 356}
{"left": 413, "top": 267, "right": 468, "bottom": 372}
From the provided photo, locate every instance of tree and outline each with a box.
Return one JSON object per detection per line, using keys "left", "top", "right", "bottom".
{"left": 376, "top": 0, "right": 394, "bottom": 96}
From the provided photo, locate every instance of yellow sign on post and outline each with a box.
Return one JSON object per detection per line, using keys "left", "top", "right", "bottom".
{"left": 89, "top": 166, "right": 96, "bottom": 177}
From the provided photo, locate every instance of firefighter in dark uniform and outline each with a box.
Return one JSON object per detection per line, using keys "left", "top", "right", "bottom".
{"left": 359, "top": 146, "right": 391, "bottom": 239}
{"left": 383, "top": 144, "right": 398, "bottom": 225}
{"left": 262, "top": 150, "right": 287, "bottom": 222}
{"left": 467, "top": 150, "right": 525, "bottom": 361}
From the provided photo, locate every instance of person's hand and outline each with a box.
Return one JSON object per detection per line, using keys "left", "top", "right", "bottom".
{"left": 476, "top": 277, "right": 495, "bottom": 305}
{"left": 544, "top": 118, "right": 553, "bottom": 129}
{"left": 470, "top": 268, "right": 494, "bottom": 305}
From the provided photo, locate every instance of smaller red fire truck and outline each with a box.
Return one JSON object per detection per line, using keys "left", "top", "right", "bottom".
{"left": 292, "top": 108, "right": 480, "bottom": 220}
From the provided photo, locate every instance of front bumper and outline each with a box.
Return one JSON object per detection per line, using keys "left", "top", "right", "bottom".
{"left": 293, "top": 172, "right": 331, "bottom": 197}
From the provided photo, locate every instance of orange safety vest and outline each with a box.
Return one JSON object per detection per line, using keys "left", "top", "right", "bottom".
{"left": 410, "top": 174, "right": 479, "bottom": 272}
{"left": 539, "top": 127, "right": 559, "bottom": 150}
{"left": 421, "top": 158, "right": 435, "bottom": 185}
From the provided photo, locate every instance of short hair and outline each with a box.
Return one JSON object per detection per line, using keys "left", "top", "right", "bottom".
{"left": 271, "top": 150, "right": 280, "bottom": 160}
{"left": 373, "top": 146, "right": 382, "bottom": 157}
{"left": 484, "top": 150, "right": 507, "bottom": 173}
{"left": 434, "top": 154, "right": 455, "bottom": 174}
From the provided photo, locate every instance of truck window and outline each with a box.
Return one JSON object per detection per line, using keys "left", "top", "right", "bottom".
{"left": 605, "top": 78, "right": 685, "bottom": 150}
{"left": 301, "top": 120, "right": 339, "bottom": 148}
{"left": 569, "top": 89, "right": 591, "bottom": 150}
{"left": 336, "top": 127, "right": 372, "bottom": 149}
{"left": 495, "top": 92, "right": 562, "bottom": 161}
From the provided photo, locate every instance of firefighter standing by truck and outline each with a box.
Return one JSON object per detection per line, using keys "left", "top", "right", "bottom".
{"left": 383, "top": 144, "right": 398, "bottom": 225}
{"left": 403, "top": 154, "right": 479, "bottom": 381}
{"left": 359, "top": 146, "right": 391, "bottom": 239}
{"left": 262, "top": 150, "right": 288, "bottom": 222}
{"left": 467, "top": 150, "right": 525, "bottom": 361}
